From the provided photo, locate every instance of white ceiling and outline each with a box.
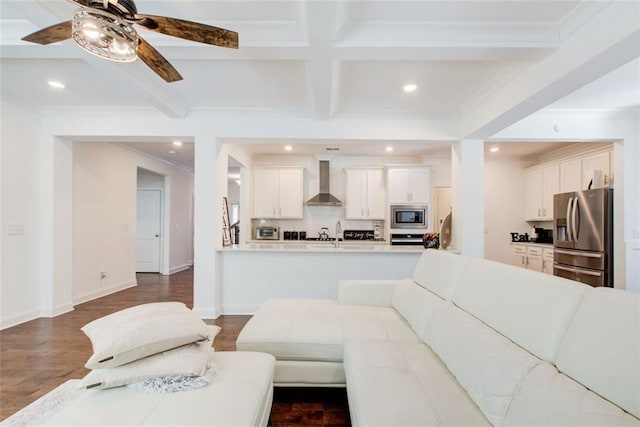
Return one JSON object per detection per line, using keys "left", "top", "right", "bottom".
{"left": 1, "top": 0, "right": 638, "bottom": 169}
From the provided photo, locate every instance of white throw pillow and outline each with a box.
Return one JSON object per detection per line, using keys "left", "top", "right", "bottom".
{"left": 80, "top": 325, "right": 220, "bottom": 390}
{"left": 82, "top": 302, "right": 211, "bottom": 369}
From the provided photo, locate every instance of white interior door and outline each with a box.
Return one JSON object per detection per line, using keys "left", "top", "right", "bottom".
{"left": 136, "top": 189, "right": 161, "bottom": 272}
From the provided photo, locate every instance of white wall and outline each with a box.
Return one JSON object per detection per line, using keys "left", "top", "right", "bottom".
{"left": 484, "top": 159, "right": 530, "bottom": 264}
{"left": 73, "top": 143, "right": 137, "bottom": 303}
{"left": 1, "top": 102, "right": 44, "bottom": 328}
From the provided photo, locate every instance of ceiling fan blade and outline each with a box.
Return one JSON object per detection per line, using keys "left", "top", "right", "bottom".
{"left": 137, "top": 36, "right": 183, "bottom": 83}
{"left": 22, "top": 21, "right": 72, "bottom": 45}
{"left": 136, "top": 14, "right": 238, "bottom": 49}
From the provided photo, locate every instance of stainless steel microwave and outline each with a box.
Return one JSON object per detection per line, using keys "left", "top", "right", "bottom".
{"left": 390, "top": 205, "right": 427, "bottom": 229}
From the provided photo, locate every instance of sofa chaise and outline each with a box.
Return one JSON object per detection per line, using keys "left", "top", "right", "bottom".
{"left": 237, "top": 250, "right": 639, "bottom": 426}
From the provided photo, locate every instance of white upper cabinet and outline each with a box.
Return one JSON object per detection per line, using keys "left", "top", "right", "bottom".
{"left": 345, "top": 168, "right": 385, "bottom": 220}
{"left": 252, "top": 168, "right": 303, "bottom": 219}
{"left": 525, "top": 164, "right": 558, "bottom": 221}
{"left": 582, "top": 151, "right": 610, "bottom": 189}
{"left": 559, "top": 158, "right": 582, "bottom": 193}
{"left": 387, "top": 167, "right": 430, "bottom": 204}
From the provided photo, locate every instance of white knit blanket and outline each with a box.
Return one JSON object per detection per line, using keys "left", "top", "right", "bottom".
{"left": 1, "top": 380, "right": 83, "bottom": 427}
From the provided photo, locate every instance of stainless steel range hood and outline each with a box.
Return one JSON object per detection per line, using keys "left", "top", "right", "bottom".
{"left": 306, "top": 160, "right": 343, "bottom": 206}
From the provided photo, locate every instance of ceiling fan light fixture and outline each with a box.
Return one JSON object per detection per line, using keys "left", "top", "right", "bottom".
{"left": 72, "top": 9, "right": 138, "bottom": 63}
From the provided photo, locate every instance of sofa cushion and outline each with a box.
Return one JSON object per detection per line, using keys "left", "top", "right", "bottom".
{"left": 504, "top": 363, "right": 640, "bottom": 426}
{"left": 44, "top": 352, "right": 276, "bottom": 426}
{"left": 555, "top": 287, "right": 640, "bottom": 419}
{"left": 425, "top": 302, "right": 541, "bottom": 426}
{"left": 341, "top": 305, "right": 421, "bottom": 344}
{"left": 391, "top": 280, "right": 445, "bottom": 340}
{"left": 236, "top": 299, "right": 420, "bottom": 364}
{"left": 412, "top": 250, "right": 469, "bottom": 299}
{"left": 236, "top": 299, "right": 344, "bottom": 362}
{"left": 452, "top": 257, "right": 587, "bottom": 362}
{"left": 344, "top": 341, "right": 489, "bottom": 426}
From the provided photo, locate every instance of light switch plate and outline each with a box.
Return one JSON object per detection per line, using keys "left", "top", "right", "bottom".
{"left": 7, "top": 224, "right": 25, "bottom": 235}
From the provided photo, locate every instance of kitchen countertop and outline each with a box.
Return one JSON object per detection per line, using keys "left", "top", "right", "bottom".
{"left": 510, "top": 242, "right": 554, "bottom": 248}
{"left": 222, "top": 241, "right": 427, "bottom": 253}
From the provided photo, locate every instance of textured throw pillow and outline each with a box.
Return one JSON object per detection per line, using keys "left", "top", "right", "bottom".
{"left": 79, "top": 325, "right": 220, "bottom": 390}
{"left": 82, "top": 302, "right": 211, "bottom": 369}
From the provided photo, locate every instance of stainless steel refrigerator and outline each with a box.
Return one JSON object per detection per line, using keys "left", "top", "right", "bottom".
{"left": 553, "top": 188, "right": 613, "bottom": 287}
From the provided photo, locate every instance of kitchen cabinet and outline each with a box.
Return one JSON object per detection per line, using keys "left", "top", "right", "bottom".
{"left": 525, "top": 164, "right": 558, "bottom": 221}
{"left": 511, "top": 244, "right": 554, "bottom": 275}
{"left": 542, "top": 248, "right": 554, "bottom": 274}
{"left": 252, "top": 168, "right": 303, "bottom": 219}
{"left": 525, "top": 246, "right": 543, "bottom": 272}
{"left": 387, "top": 167, "right": 430, "bottom": 204}
{"left": 582, "top": 151, "right": 610, "bottom": 188}
{"left": 345, "top": 168, "right": 385, "bottom": 220}
{"left": 511, "top": 244, "right": 527, "bottom": 268}
{"left": 559, "top": 158, "right": 582, "bottom": 193}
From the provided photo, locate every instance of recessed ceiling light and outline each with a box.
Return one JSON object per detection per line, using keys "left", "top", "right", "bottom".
{"left": 489, "top": 147, "right": 500, "bottom": 153}
{"left": 284, "top": 145, "right": 293, "bottom": 151}
{"left": 385, "top": 146, "right": 394, "bottom": 152}
{"left": 172, "top": 141, "right": 183, "bottom": 147}
{"left": 403, "top": 83, "right": 417, "bottom": 93}
{"left": 47, "top": 80, "right": 65, "bottom": 89}
{"left": 168, "top": 150, "right": 177, "bottom": 154}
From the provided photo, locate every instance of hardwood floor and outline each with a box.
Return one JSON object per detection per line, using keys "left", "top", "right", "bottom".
{"left": 0, "top": 268, "right": 350, "bottom": 426}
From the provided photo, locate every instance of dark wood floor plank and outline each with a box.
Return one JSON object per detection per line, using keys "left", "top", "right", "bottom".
{"left": 0, "top": 268, "right": 350, "bottom": 425}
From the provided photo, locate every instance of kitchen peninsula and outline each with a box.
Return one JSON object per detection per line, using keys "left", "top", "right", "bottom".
{"left": 218, "top": 242, "right": 425, "bottom": 314}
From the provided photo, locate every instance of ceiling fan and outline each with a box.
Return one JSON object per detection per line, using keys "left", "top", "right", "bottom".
{"left": 21, "top": 0, "right": 238, "bottom": 82}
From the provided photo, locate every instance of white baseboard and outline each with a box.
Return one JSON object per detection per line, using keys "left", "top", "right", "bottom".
{"left": 40, "top": 302, "right": 74, "bottom": 318}
{"left": 1, "top": 307, "right": 42, "bottom": 330}
{"left": 0, "top": 301, "right": 75, "bottom": 330}
{"left": 73, "top": 280, "right": 137, "bottom": 306}
{"left": 192, "top": 306, "right": 219, "bottom": 320}
{"left": 221, "top": 305, "right": 259, "bottom": 315}
{"left": 161, "top": 263, "right": 192, "bottom": 276}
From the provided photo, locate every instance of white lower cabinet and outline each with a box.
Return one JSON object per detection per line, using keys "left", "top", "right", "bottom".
{"left": 510, "top": 244, "right": 554, "bottom": 275}
{"left": 525, "top": 246, "right": 543, "bottom": 272}
{"left": 542, "top": 248, "right": 554, "bottom": 274}
{"left": 510, "top": 245, "right": 527, "bottom": 268}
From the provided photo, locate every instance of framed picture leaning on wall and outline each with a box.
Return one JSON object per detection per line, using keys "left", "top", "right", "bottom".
{"left": 222, "top": 196, "right": 232, "bottom": 247}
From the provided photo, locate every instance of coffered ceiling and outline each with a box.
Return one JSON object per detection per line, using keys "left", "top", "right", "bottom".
{"left": 2, "top": 0, "right": 637, "bottom": 120}
{"left": 1, "top": 1, "right": 638, "bottom": 171}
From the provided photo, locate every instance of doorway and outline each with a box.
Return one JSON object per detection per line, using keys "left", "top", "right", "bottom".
{"left": 136, "top": 189, "right": 162, "bottom": 272}
{"left": 136, "top": 168, "right": 166, "bottom": 273}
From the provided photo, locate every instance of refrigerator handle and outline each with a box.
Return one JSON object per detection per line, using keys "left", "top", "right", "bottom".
{"left": 565, "top": 197, "right": 574, "bottom": 242}
{"left": 571, "top": 196, "right": 579, "bottom": 242}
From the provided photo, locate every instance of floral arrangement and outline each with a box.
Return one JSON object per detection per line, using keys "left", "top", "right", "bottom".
{"left": 423, "top": 232, "right": 440, "bottom": 249}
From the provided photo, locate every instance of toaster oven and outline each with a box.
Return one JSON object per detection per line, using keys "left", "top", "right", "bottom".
{"left": 255, "top": 226, "right": 279, "bottom": 240}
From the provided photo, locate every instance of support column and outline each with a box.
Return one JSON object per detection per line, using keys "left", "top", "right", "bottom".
{"left": 451, "top": 140, "right": 485, "bottom": 258}
{"left": 192, "top": 133, "right": 218, "bottom": 318}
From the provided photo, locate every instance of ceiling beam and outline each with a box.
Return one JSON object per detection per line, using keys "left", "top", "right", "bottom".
{"left": 303, "top": 1, "right": 342, "bottom": 120}
{"left": 461, "top": 1, "right": 640, "bottom": 139}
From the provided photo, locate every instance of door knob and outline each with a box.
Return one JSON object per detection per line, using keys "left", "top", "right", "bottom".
{"left": 155, "top": 234, "right": 159, "bottom": 237}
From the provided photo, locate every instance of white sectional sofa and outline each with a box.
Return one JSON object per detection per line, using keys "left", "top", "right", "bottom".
{"left": 237, "top": 250, "right": 640, "bottom": 426}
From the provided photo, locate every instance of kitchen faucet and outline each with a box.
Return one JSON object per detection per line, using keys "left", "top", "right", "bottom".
{"left": 335, "top": 220, "right": 342, "bottom": 248}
